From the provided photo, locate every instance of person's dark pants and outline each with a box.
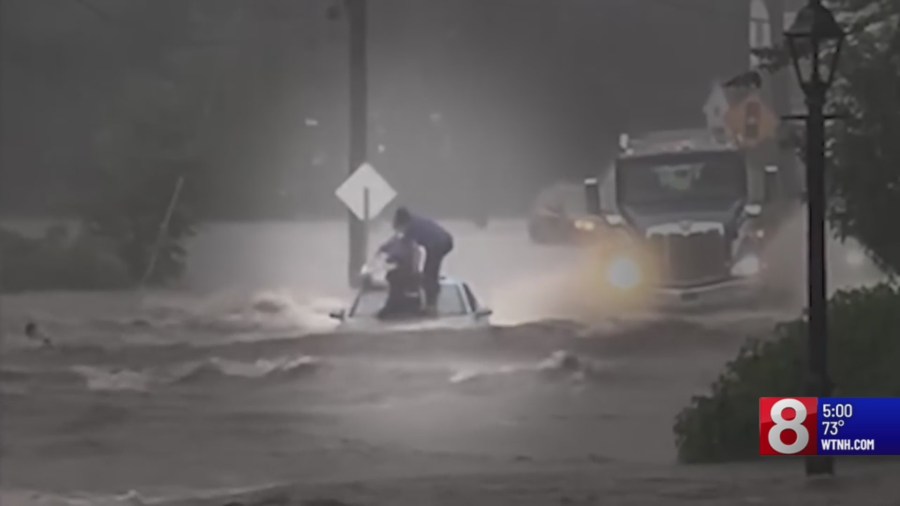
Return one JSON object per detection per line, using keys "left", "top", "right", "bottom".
{"left": 378, "top": 269, "right": 421, "bottom": 319}
{"left": 422, "top": 239, "right": 453, "bottom": 307}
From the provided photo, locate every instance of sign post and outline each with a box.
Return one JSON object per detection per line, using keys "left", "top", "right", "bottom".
{"left": 362, "top": 187, "right": 370, "bottom": 261}
{"left": 347, "top": 0, "right": 368, "bottom": 288}
{"left": 335, "top": 162, "right": 397, "bottom": 287}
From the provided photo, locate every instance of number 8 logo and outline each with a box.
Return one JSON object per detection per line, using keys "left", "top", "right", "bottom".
{"left": 768, "top": 398, "right": 809, "bottom": 454}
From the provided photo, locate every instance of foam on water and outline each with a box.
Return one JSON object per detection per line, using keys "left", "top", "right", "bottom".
{"left": 0, "top": 483, "right": 291, "bottom": 506}
{"left": 449, "top": 350, "right": 610, "bottom": 385}
{"left": 2, "top": 288, "right": 342, "bottom": 351}
{"left": 138, "top": 288, "right": 341, "bottom": 336}
{"left": 67, "top": 355, "right": 322, "bottom": 392}
{"left": 69, "top": 365, "right": 153, "bottom": 392}
{"left": 0, "top": 490, "right": 147, "bottom": 506}
{"left": 174, "top": 355, "right": 321, "bottom": 382}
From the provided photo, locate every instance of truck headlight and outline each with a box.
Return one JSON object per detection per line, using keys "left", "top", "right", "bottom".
{"left": 607, "top": 256, "right": 642, "bottom": 290}
{"left": 744, "top": 204, "right": 762, "bottom": 217}
{"left": 574, "top": 219, "right": 595, "bottom": 231}
{"left": 604, "top": 214, "right": 625, "bottom": 227}
{"left": 731, "top": 254, "right": 761, "bottom": 277}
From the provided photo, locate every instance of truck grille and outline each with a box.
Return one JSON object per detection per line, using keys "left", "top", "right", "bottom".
{"left": 648, "top": 230, "right": 729, "bottom": 287}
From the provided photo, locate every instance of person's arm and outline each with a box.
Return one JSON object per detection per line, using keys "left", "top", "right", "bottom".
{"left": 376, "top": 236, "right": 403, "bottom": 263}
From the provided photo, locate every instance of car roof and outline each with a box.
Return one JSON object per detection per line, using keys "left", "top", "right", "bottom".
{"left": 360, "top": 276, "right": 465, "bottom": 292}
{"left": 348, "top": 276, "right": 475, "bottom": 319}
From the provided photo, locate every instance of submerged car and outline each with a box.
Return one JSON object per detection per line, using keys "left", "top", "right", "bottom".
{"left": 329, "top": 274, "right": 494, "bottom": 331}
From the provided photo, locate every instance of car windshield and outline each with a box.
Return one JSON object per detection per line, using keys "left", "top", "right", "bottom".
{"left": 349, "top": 283, "right": 468, "bottom": 317}
{"left": 616, "top": 152, "right": 746, "bottom": 211}
{"left": 436, "top": 286, "right": 467, "bottom": 315}
{"left": 534, "top": 182, "right": 587, "bottom": 214}
{"left": 350, "top": 289, "right": 389, "bottom": 317}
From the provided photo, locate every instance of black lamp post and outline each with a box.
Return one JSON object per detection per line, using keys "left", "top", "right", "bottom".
{"left": 784, "top": 0, "right": 845, "bottom": 477}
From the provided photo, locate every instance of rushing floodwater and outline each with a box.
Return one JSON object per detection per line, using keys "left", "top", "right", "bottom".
{"left": 0, "top": 217, "right": 888, "bottom": 505}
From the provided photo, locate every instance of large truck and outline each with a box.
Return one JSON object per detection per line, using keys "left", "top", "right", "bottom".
{"left": 583, "top": 128, "right": 793, "bottom": 307}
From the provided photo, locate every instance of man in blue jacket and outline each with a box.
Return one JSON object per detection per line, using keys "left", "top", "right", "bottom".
{"left": 392, "top": 206, "right": 454, "bottom": 315}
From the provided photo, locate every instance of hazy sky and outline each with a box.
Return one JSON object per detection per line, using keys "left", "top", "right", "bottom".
{"left": 0, "top": 0, "right": 752, "bottom": 219}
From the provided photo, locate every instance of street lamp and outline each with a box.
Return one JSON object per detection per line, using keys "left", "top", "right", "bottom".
{"left": 784, "top": 0, "right": 845, "bottom": 477}
{"left": 785, "top": 1, "right": 845, "bottom": 95}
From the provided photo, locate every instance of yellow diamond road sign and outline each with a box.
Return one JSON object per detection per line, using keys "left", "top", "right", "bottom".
{"left": 725, "top": 93, "right": 779, "bottom": 148}
{"left": 335, "top": 162, "right": 397, "bottom": 221}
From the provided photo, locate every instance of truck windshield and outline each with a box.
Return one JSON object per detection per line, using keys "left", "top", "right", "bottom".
{"left": 616, "top": 152, "right": 746, "bottom": 210}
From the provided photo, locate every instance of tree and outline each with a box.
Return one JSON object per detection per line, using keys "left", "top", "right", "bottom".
{"left": 80, "top": 70, "right": 206, "bottom": 286}
{"left": 827, "top": 1, "right": 900, "bottom": 275}
{"left": 727, "top": 0, "right": 900, "bottom": 276}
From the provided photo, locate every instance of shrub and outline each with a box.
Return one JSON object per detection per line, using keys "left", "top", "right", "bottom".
{"left": 0, "top": 226, "right": 131, "bottom": 292}
{"left": 673, "top": 284, "right": 900, "bottom": 463}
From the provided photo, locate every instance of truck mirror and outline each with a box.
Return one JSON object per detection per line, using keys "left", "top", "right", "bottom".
{"left": 584, "top": 178, "right": 601, "bottom": 216}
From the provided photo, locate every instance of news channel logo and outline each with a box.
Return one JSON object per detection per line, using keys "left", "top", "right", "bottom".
{"left": 759, "top": 397, "right": 900, "bottom": 456}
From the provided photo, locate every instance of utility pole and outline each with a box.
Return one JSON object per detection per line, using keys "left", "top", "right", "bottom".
{"left": 346, "top": 0, "right": 368, "bottom": 288}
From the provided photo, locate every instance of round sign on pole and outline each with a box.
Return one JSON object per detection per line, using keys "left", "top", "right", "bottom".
{"left": 725, "top": 93, "right": 779, "bottom": 149}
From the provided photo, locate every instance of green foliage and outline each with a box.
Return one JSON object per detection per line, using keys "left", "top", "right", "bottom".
{"left": 0, "top": 226, "right": 131, "bottom": 292}
{"left": 827, "top": 1, "right": 900, "bottom": 276}
{"left": 81, "top": 166, "right": 196, "bottom": 286}
{"left": 80, "top": 72, "right": 204, "bottom": 286}
{"left": 728, "top": 1, "right": 900, "bottom": 276}
{"left": 673, "top": 284, "right": 900, "bottom": 463}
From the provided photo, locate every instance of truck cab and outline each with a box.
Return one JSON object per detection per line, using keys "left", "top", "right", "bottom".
{"left": 585, "top": 128, "right": 778, "bottom": 304}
